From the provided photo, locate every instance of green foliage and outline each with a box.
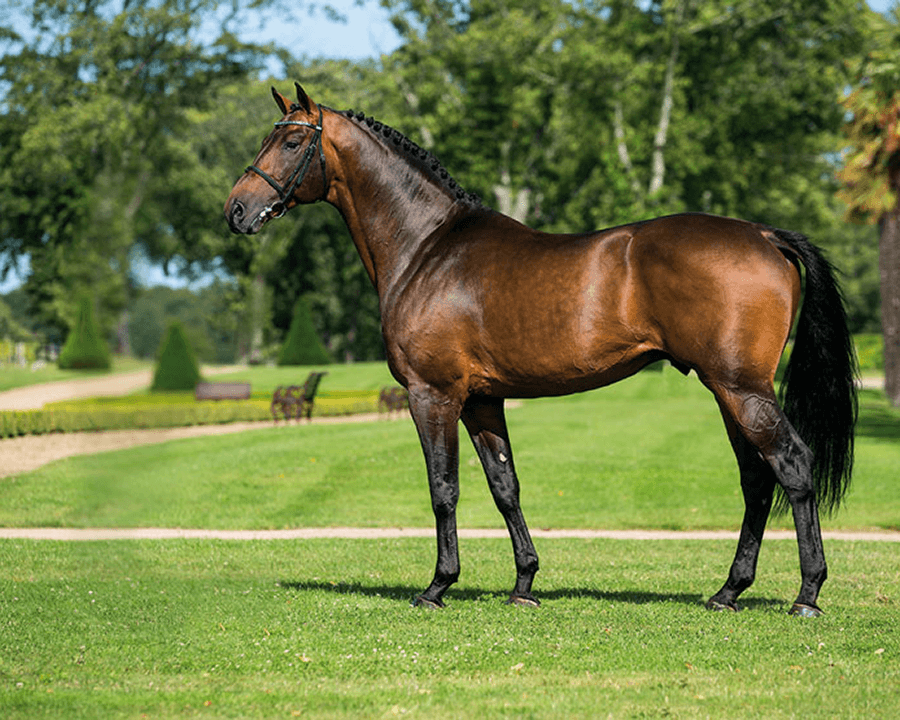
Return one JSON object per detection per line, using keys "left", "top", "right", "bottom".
{"left": 837, "top": 5, "right": 900, "bottom": 223}
{"left": 0, "top": 0, "right": 272, "bottom": 338}
{"left": 0, "top": 298, "right": 31, "bottom": 343}
{"left": 277, "top": 296, "right": 332, "bottom": 365}
{"left": 57, "top": 296, "right": 111, "bottom": 370}
{"left": 129, "top": 282, "right": 239, "bottom": 364}
{"left": 0, "top": 361, "right": 394, "bottom": 437}
{"left": 0, "top": 0, "right": 892, "bottom": 367}
{"left": 837, "top": 6, "right": 900, "bottom": 406}
{"left": 379, "top": 0, "right": 872, "bottom": 233}
{"left": 150, "top": 321, "right": 201, "bottom": 391}
{"left": 856, "top": 333, "right": 885, "bottom": 371}
{"left": 0, "top": 393, "right": 382, "bottom": 439}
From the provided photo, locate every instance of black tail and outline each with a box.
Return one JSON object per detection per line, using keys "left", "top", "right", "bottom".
{"left": 772, "top": 228, "right": 858, "bottom": 514}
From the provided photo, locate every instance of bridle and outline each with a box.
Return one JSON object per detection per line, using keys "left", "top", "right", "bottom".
{"left": 245, "top": 106, "right": 326, "bottom": 220}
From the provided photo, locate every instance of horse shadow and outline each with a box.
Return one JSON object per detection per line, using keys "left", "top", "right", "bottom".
{"left": 277, "top": 579, "right": 785, "bottom": 611}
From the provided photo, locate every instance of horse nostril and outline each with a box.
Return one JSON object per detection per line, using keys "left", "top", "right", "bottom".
{"left": 231, "top": 200, "right": 245, "bottom": 221}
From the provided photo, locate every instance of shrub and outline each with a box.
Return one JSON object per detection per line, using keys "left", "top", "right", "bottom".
{"left": 151, "top": 321, "right": 202, "bottom": 391}
{"left": 57, "top": 296, "right": 111, "bottom": 370}
{"left": 277, "top": 297, "right": 332, "bottom": 366}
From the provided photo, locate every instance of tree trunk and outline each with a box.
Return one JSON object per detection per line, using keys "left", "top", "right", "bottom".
{"left": 880, "top": 167, "right": 900, "bottom": 405}
{"left": 649, "top": 1, "right": 683, "bottom": 197}
{"left": 493, "top": 142, "right": 531, "bottom": 223}
{"left": 613, "top": 99, "right": 642, "bottom": 197}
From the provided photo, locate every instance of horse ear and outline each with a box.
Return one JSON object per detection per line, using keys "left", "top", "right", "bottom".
{"left": 271, "top": 87, "right": 291, "bottom": 115}
{"left": 294, "top": 82, "right": 313, "bottom": 113}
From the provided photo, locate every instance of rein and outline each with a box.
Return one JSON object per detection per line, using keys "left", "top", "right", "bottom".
{"left": 246, "top": 106, "right": 326, "bottom": 219}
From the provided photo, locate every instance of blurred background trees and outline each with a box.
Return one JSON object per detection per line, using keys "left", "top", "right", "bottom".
{"left": 838, "top": 4, "right": 900, "bottom": 404}
{"left": 1, "top": 0, "right": 898, "bottom": 398}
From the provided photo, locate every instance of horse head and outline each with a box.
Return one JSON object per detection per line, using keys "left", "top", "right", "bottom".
{"left": 225, "top": 83, "right": 328, "bottom": 234}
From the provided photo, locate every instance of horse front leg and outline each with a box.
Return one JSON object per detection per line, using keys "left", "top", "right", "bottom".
{"left": 462, "top": 396, "right": 540, "bottom": 606}
{"left": 408, "top": 387, "right": 463, "bottom": 608}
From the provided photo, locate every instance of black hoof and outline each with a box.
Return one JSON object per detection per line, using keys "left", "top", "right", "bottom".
{"left": 506, "top": 594, "right": 540, "bottom": 608}
{"left": 789, "top": 603, "right": 822, "bottom": 618}
{"left": 411, "top": 595, "right": 444, "bottom": 609}
{"left": 705, "top": 598, "right": 739, "bottom": 612}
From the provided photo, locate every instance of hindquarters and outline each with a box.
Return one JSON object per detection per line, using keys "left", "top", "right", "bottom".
{"left": 627, "top": 215, "right": 855, "bottom": 613}
{"left": 630, "top": 214, "right": 801, "bottom": 392}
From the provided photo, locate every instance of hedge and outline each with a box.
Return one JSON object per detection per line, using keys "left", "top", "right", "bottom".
{"left": 0, "top": 392, "right": 383, "bottom": 439}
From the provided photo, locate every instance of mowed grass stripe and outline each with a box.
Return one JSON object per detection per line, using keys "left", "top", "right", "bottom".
{"left": 1, "top": 367, "right": 898, "bottom": 532}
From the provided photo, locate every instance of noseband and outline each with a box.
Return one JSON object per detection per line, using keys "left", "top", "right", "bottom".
{"left": 246, "top": 106, "right": 326, "bottom": 220}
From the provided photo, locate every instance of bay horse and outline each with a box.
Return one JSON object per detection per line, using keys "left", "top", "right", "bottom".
{"left": 225, "top": 84, "right": 857, "bottom": 616}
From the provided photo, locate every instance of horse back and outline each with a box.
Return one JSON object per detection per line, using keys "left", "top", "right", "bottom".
{"left": 383, "top": 211, "right": 801, "bottom": 398}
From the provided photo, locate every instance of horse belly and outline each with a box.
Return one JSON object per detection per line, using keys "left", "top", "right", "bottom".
{"left": 465, "top": 239, "right": 656, "bottom": 396}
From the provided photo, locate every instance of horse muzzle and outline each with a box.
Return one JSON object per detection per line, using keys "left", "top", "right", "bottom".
{"left": 224, "top": 195, "right": 282, "bottom": 235}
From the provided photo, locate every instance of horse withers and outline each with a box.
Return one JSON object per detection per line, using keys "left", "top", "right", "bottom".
{"left": 225, "top": 84, "right": 857, "bottom": 616}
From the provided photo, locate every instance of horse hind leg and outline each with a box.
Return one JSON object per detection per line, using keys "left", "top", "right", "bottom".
{"left": 706, "top": 411, "right": 777, "bottom": 612}
{"left": 461, "top": 396, "right": 540, "bottom": 606}
{"left": 710, "top": 385, "right": 826, "bottom": 616}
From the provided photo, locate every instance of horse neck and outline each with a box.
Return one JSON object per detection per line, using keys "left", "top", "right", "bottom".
{"left": 324, "top": 113, "right": 465, "bottom": 294}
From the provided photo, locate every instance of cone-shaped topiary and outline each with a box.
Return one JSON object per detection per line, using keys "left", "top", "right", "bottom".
{"left": 58, "top": 295, "right": 111, "bottom": 370}
{"left": 277, "top": 296, "right": 332, "bottom": 366}
{"left": 151, "top": 321, "right": 202, "bottom": 391}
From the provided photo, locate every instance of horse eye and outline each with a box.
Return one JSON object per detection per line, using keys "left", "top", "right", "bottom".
{"left": 284, "top": 141, "right": 299, "bottom": 151}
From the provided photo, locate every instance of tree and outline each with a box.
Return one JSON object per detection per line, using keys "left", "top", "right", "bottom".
{"left": 278, "top": 296, "right": 333, "bottom": 366}
{"left": 57, "top": 296, "right": 111, "bottom": 370}
{"left": 838, "top": 6, "right": 900, "bottom": 405}
{"left": 0, "top": 297, "right": 32, "bottom": 342}
{"left": 380, "top": 0, "right": 872, "bottom": 235}
{"left": 151, "top": 321, "right": 202, "bottom": 391}
{"left": 0, "top": 0, "right": 271, "bottom": 338}
{"left": 128, "top": 284, "right": 237, "bottom": 363}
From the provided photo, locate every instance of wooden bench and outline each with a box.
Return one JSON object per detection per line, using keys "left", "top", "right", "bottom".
{"left": 271, "top": 371, "right": 328, "bottom": 421}
{"left": 194, "top": 381, "right": 252, "bottom": 401}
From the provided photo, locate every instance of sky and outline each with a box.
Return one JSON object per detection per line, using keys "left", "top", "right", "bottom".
{"left": 258, "top": 0, "right": 402, "bottom": 61}
{"left": 1, "top": 0, "right": 896, "bottom": 294}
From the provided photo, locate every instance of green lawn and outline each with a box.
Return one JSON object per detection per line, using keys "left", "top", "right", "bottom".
{"left": 1, "top": 538, "right": 897, "bottom": 718}
{"left": 1, "top": 368, "right": 897, "bottom": 532}
{"left": 1, "top": 365, "right": 898, "bottom": 717}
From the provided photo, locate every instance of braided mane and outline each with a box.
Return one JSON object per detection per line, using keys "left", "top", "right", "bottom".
{"left": 340, "top": 108, "right": 483, "bottom": 208}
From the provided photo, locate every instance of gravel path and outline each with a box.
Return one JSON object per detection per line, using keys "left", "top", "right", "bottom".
{"left": 0, "top": 365, "right": 276, "bottom": 479}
